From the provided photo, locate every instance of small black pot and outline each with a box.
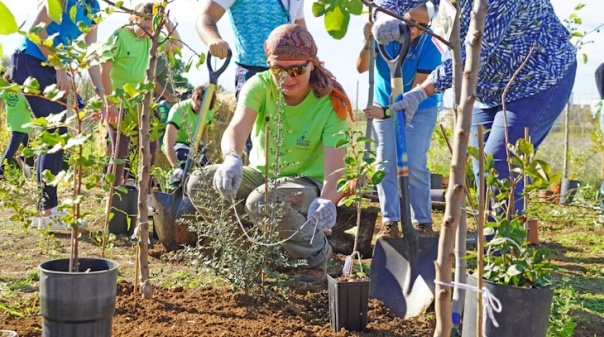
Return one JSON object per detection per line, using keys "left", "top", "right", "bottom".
{"left": 560, "top": 178, "right": 581, "bottom": 205}
{"left": 462, "top": 274, "right": 553, "bottom": 337}
{"left": 327, "top": 274, "right": 370, "bottom": 332}
{"left": 109, "top": 186, "right": 137, "bottom": 235}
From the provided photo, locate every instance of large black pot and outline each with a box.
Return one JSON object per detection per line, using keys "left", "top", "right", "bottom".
{"left": 328, "top": 274, "right": 370, "bottom": 332}
{"left": 462, "top": 274, "right": 553, "bottom": 337}
{"left": 39, "top": 258, "right": 119, "bottom": 337}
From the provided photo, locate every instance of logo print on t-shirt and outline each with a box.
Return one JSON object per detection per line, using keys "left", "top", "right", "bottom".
{"left": 296, "top": 131, "right": 310, "bottom": 148}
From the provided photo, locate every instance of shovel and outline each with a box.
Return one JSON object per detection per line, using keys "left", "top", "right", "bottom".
{"left": 369, "top": 24, "right": 439, "bottom": 319}
{"left": 153, "top": 51, "right": 231, "bottom": 251}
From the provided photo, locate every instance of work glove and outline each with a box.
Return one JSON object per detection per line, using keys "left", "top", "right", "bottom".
{"left": 171, "top": 167, "right": 184, "bottom": 184}
{"left": 307, "top": 197, "right": 337, "bottom": 232}
{"left": 388, "top": 86, "right": 429, "bottom": 126}
{"left": 372, "top": 13, "right": 404, "bottom": 45}
{"left": 213, "top": 153, "right": 243, "bottom": 199}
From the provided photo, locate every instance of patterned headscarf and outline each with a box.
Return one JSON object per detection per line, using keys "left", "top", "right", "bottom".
{"left": 264, "top": 24, "right": 353, "bottom": 121}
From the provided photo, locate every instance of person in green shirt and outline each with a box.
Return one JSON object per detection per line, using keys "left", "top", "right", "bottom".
{"left": 162, "top": 85, "right": 215, "bottom": 173}
{"left": 187, "top": 24, "right": 353, "bottom": 285}
{"left": 0, "top": 69, "right": 33, "bottom": 179}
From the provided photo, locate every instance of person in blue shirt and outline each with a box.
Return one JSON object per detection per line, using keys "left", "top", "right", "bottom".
{"left": 373, "top": 0, "right": 577, "bottom": 216}
{"left": 196, "top": 0, "right": 306, "bottom": 159}
{"left": 357, "top": 3, "right": 443, "bottom": 238}
{"left": 596, "top": 63, "right": 604, "bottom": 223}
{"left": 10, "top": 0, "right": 104, "bottom": 230}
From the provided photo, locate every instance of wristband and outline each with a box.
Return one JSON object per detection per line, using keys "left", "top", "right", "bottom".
{"left": 383, "top": 107, "right": 392, "bottom": 119}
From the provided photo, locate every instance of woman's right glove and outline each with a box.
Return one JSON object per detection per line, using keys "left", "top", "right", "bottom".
{"left": 307, "top": 197, "right": 337, "bottom": 231}
{"left": 213, "top": 153, "right": 243, "bottom": 199}
{"left": 388, "top": 86, "right": 429, "bottom": 125}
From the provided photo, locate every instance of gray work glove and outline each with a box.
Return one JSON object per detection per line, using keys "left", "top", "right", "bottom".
{"left": 388, "top": 86, "right": 429, "bottom": 125}
{"left": 372, "top": 13, "right": 404, "bottom": 45}
{"left": 171, "top": 167, "right": 184, "bottom": 184}
{"left": 213, "top": 153, "right": 243, "bottom": 199}
{"left": 307, "top": 197, "right": 337, "bottom": 231}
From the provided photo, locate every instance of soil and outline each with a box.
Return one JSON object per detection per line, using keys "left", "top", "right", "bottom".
{"left": 1, "top": 198, "right": 603, "bottom": 337}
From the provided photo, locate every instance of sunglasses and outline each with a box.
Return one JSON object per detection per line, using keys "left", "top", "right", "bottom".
{"left": 269, "top": 62, "right": 309, "bottom": 78}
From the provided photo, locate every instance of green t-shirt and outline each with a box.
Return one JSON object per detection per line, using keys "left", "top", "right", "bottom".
{"left": 162, "top": 99, "right": 214, "bottom": 151}
{"left": 240, "top": 71, "right": 347, "bottom": 182}
{"left": 106, "top": 27, "right": 151, "bottom": 91}
{"left": 0, "top": 90, "right": 32, "bottom": 133}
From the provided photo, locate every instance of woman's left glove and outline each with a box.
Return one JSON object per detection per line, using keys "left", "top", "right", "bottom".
{"left": 213, "top": 153, "right": 243, "bottom": 199}
{"left": 307, "top": 197, "right": 337, "bottom": 231}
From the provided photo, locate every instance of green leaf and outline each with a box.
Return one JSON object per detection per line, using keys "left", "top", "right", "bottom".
{"left": 371, "top": 170, "right": 385, "bottom": 185}
{"left": 46, "top": 0, "right": 63, "bottom": 24}
{"left": 69, "top": 5, "right": 77, "bottom": 23}
{"left": 311, "top": 2, "right": 326, "bottom": 17}
{"left": 335, "top": 138, "right": 348, "bottom": 148}
{"left": 0, "top": 1, "right": 19, "bottom": 35}
{"left": 115, "top": 0, "right": 123, "bottom": 7}
{"left": 346, "top": 0, "right": 363, "bottom": 15}
{"left": 324, "top": 6, "right": 350, "bottom": 40}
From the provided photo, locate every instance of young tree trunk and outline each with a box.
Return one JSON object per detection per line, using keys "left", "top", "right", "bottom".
{"left": 433, "top": 0, "right": 487, "bottom": 336}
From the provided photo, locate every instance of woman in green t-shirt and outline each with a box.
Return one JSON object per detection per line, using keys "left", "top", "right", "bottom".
{"left": 188, "top": 24, "right": 353, "bottom": 286}
{"left": 0, "top": 69, "right": 33, "bottom": 179}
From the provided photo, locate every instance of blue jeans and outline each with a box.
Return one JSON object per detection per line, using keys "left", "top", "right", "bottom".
{"left": 0, "top": 131, "right": 29, "bottom": 177}
{"left": 372, "top": 106, "right": 438, "bottom": 224}
{"left": 600, "top": 112, "right": 604, "bottom": 211}
{"left": 471, "top": 62, "right": 577, "bottom": 215}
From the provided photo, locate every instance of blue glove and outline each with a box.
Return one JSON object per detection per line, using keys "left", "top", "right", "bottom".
{"left": 307, "top": 197, "right": 337, "bottom": 231}
{"left": 213, "top": 153, "right": 243, "bottom": 199}
{"left": 388, "top": 86, "right": 429, "bottom": 125}
{"left": 372, "top": 13, "right": 404, "bottom": 45}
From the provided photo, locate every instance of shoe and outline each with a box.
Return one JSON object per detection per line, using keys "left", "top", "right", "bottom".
{"left": 415, "top": 223, "right": 436, "bottom": 237}
{"left": 147, "top": 194, "right": 154, "bottom": 214}
{"left": 294, "top": 244, "right": 333, "bottom": 284}
{"left": 37, "top": 207, "right": 69, "bottom": 231}
{"left": 377, "top": 221, "right": 401, "bottom": 239}
{"left": 125, "top": 178, "right": 136, "bottom": 187}
{"left": 22, "top": 164, "right": 32, "bottom": 179}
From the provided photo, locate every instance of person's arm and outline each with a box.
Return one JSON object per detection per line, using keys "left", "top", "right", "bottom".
{"left": 356, "top": 21, "right": 374, "bottom": 74}
{"left": 221, "top": 105, "right": 256, "bottom": 157}
{"left": 154, "top": 80, "right": 178, "bottom": 104}
{"left": 163, "top": 124, "right": 180, "bottom": 167}
{"left": 162, "top": 18, "right": 183, "bottom": 54}
{"left": 294, "top": 18, "right": 306, "bottom": 29}
{"left": 30, "top": 6, "right": 70, "bottom": 93}
{"left": 202, "top": 127, "right": 210, "bottom": 147}
{"left": 320, "top": 146, "right": 346, "bottom": 204}
{"left": 85, "top": 25, "right": 104, "bottom": 96}
{"left": 100, "top": 61, "right": 119, "bottom": 124}
{"left": 196, "top": 0, "right": 230, "bottom": 59}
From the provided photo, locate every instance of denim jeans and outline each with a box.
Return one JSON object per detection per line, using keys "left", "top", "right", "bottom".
{"left": 600, "top": 112, "right": 604, "bottom": 211}
{"left": 372, "top": 106, "right": 438, "bottom": 224}
{"left": 470, "top": 62, "right": 577, "bottom": 215}
{"left": 1, "top": 131, "right": 29, "bottom": 177}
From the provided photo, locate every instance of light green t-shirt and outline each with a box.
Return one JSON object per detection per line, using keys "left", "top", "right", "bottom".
{"left": 0, "top": 90, "right": 32, "bottom": 133}
{"left": 162, "top": 99, "right": 214, "bottom": 151}
{"left": 240, "top": 71, "right": 347, "bottom": 182}
{"left": 106, "top": 27, "right": 151, "bottom": 91}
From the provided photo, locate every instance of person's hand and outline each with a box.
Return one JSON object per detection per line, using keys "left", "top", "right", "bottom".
{"left": 307, "top": 197, "right": 337, "bottom": 232}
{"left": 213, "top": 153, "right": 243, "bottom": 199}
{"left": 55, "top": 69, "right": 71, "bottom": 94}
{"left": 388, "top": 86, "right": 428, "bottom": 125}
{"left": 171, "top": 167, "right": 184, "bottom": 184}
{"left": 363, "top": 21, "right": 374, "bottom": 41}
{"left": 372, "top": 14, "right": 404, "bottom": 45}
{"left": 364, "top": 105, "right": 387, "bottom": 119}
{"left": 104, "top": 105, "right": 119, "bottom": 125}
{"left": 208, "top": 39, "right": 230, "bottom": 59}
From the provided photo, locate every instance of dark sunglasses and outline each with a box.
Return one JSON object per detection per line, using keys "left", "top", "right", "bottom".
{"left": 269, "top": 62, "right": 309, "bottom": 78}
{"left": 407, "top": 18, "right": 431, "bottom": 29}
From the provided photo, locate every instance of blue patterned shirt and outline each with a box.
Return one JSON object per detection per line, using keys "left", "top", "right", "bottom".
{"left": 376, "top": 0, "right": 576, "bottom": 107}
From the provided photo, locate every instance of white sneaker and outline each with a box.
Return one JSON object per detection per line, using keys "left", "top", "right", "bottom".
{"left": 147, "top": 194, "right": 154, "bottom": 215}
{"left": 37, "top": 207, "right": 69, "bottom": 231}
{"left": 22, "top": 164, "right": 32, "bottom": 179}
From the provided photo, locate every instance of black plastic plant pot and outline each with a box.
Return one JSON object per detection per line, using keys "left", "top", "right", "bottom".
{"left": 328, "top": 273, "right": 370, "bottom": 332}
{"left": 560, "top": 178, "right": 581, "bottom": 205}
{"left": 462, "top": 274, "right": 553, "bottom": 337}
{"left": 39, "top": 258, "right": 119, "bottom": 337}
{"left": 109, "top": 186, "right": 137, "bottom": 235}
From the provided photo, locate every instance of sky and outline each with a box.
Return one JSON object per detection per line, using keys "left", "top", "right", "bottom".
{"left": 1, "top": 0, "right": 602, "bottom": 108}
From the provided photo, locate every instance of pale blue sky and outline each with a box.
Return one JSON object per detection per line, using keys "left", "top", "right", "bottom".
{"left": 1, "top": 0, "right": 602, "bottom": 107}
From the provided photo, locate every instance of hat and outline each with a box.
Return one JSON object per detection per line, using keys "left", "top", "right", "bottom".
{"left": 264, "top": 24, "right": 353, "bottom": 121}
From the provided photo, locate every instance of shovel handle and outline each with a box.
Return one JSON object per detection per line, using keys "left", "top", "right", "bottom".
{"left": 207, "top": 50, "right": 232, "bottom": 84}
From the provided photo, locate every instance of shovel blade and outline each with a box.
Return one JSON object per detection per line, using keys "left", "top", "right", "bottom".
{"left": 152, "top": 189, "right": 198, "bottom": 251}
{"left": 369, "top": 236, "right": 439, "bottom": 319}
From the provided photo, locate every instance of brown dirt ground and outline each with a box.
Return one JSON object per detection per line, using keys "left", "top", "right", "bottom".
{"left": 0, "top": 201, "right": 438, "bottom": 337}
